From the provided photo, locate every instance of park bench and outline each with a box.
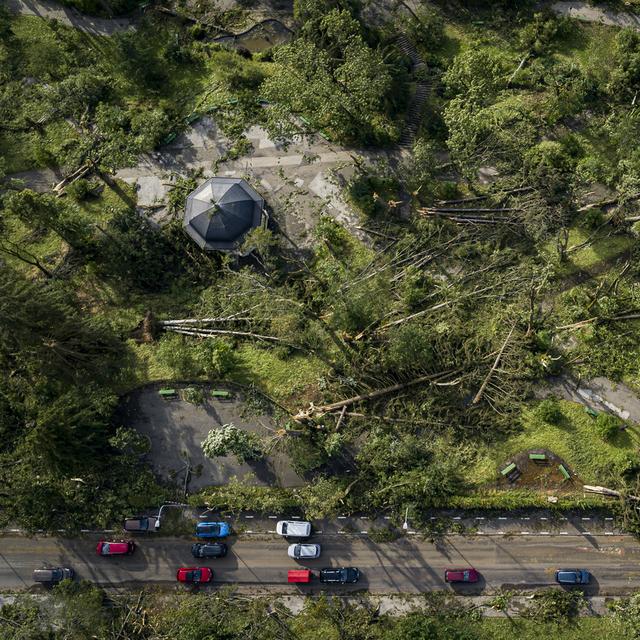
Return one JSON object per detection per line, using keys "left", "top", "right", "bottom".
{"left": 558, "top": 464, "right": 571, "bottom": 480}
{"left": 529, "top": 453, "right": 546, "bottom": 461}
{"left": 159, "top": 388, "right": 177, "bottom": 398}
{"left": 211, "top": 389, "right": 233, "bottom": 399}
{"left": 500, "top": 462, "right": 517, "bottom": 476}
{"left": 585, "top": 407, "right": 599, "bottom": 418}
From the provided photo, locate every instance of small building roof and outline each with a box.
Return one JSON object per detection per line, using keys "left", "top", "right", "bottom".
{"left": 183, "top": 177, "right": 266, "bottom": 253}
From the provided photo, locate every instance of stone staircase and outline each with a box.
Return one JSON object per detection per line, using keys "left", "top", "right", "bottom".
{"left": 395, "top": 34, "right": 430, "bottom": 148}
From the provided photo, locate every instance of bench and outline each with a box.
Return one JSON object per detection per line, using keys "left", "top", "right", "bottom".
{"left": 558, "top": 464, "right": 571, "bottom": 480}
{"left": 529, "top": 453, "right": 546, "bottom": 461}
{"left": 585, "top": 407, "right": 599, "bottom": 418}
{"left": 500, "top": 463, "right": 517, "bottom": 476}
{"left": 159, "top": 388, "right": 177, "bottom": 398}
{"left": 211, "top": 390, "right": 233, "bottom": 399}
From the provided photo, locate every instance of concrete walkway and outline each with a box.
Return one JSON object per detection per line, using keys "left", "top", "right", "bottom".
{"left": 5, "top": 0, "right": 133, "bottom": 34}
{"left": 552, "top": 1, "right": 640, "bottom": 30}
{"left": 542, "top": 375, "right": 640, "bottom": 423}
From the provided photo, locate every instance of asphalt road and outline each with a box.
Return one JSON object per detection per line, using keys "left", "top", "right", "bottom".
{"left": 3, "top": 533, "right": 640, "bottom": 594}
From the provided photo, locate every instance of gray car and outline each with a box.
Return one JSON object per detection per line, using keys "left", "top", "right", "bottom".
{"left": 288, "top": 543, "right": 321, "bottom": 559}
{"left": 33, "top": 568, "right": 74, "bottom": 584}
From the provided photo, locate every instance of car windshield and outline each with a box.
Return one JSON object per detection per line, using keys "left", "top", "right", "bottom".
{"left": 281, "top": 523, "right": 288, "bottom": 534}
{"left": 103, "top": 544, "right": 111, "bottom": 553}
{"left": 186, "top": 570, "right": 200, "bottom": 581}
{"left": 201, "top": 524, "right": 219, "bottom": 534}
{"left": 463, "top": 571, "right": 470, "bottom": 580}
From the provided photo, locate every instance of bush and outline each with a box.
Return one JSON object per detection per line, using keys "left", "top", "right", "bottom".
{"left": 536, "top": 399, "right": 563, "bottom": 425}
{"left": 201, "top": 423, "right": 263, "bottom": 463}
{"left": 65, "top": 178, "right": 92, "bottom": 202}
{"left": 595, "top": 413, "right": 624, "bottom": 441}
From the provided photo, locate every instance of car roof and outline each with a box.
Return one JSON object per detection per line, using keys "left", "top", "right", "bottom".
{"left": 103, "top": 541, "right": 130, "bottom": 550}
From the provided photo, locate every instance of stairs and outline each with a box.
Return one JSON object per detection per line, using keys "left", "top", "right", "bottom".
{"left": 395, "top": 34, "right": 431, "bottom": 149}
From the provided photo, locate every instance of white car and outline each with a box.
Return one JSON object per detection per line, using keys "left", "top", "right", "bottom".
{"left": 276, "top": 520, "right": 312, "bottom": 538}
{"left": 288, "top": 543, "right": 321, "bottom": 559}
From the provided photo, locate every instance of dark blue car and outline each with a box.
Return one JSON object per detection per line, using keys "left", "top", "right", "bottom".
{"left": 196, "top": 522, "right": 231, "bottom": 539}
{"left": 555, "top": 569, "right": 591, "bottom": 585}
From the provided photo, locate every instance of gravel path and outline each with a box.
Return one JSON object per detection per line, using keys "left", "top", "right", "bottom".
{"left": 5, "top": 0, "right": 133, "bottom": 34}
{"left": 552, "top": 1, "right": 640, "bottom": 30}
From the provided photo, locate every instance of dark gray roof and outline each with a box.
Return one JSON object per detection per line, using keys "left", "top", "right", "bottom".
{"left": 183, "top": 178, "right": 265, "bottom": 252}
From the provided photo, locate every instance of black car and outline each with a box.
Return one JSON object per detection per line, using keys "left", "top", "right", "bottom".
{"left": 319, "top": 567, "right": 360, "bottom": 584}
{"left": 191, "top": 542, "right": 228, "bottom": 558}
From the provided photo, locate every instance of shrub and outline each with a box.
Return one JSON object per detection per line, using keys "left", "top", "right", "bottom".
{"left": 595, "top": 413, "right": 624, "bottom": 441}
{"left": 65, "top": 178, "right": 92, "bottom": 201}
{"left": 536, "top": 398, "right": 563, "bottom": 425}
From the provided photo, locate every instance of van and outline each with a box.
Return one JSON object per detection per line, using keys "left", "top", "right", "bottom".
{"left": 32, "top": 567, "right": 74, "bottom": 584}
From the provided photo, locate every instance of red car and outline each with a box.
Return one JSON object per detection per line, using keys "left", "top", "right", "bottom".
{"left": 176, "top": 567, "right": 213, "bottom": 584}
{"left": 444, "top": 568, "right": 479, "bottom": 583}
{"left": 96, "top": 540, "right": 135, "bottom": 556}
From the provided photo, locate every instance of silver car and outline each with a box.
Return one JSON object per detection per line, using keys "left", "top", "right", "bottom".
{"left": 288, "top": 543, "right": 321, "bottom": 559}
{"left": 276, "top": 520, "right": 311, "bottom": 538}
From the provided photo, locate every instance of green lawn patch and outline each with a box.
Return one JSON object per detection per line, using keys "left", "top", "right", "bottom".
{"left": 472, "top": 400, "right": 640, "bottom": 487}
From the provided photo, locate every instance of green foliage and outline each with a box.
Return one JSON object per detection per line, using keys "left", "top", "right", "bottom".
{"left": 522, "top": 589, "right": 586, "bottom": 623}
{"left": 262, "top": 9, "right": 397, "bottom": 144}
{"left": 201, "top": 423, "right": 264, "bottom": 463}
{"left": 536, "top": 398, "right": 564, "bottom": 425}
{"left": 595, "top": 413, "right": 624, "bottom": 441}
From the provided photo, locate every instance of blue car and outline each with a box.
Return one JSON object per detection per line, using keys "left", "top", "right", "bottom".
{"left": 555, "top": 569, "right": 590, "bottom": 585}
{"left": 196, "top": 522, "right": 231, "bottom": 539}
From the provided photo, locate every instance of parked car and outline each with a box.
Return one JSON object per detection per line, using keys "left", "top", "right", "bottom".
{"left": 96, "top": 540, "right": 136, "bottom": 556}
{"left": 319, "top": 567, "right": 360, "bottom": 584}
{"left": 195, "top": 522, "right": 231, "bottom": 539}
{"left": 444, "top": 568, "right": 480, "bottom": 583}
{"left": 124, "top": 516, "right": 158, "bottom": 532}
{"left": 555, "top": 569, "right": 591, "bottom": 585}
{"left": 176, "top": 567, "right": 213, "bottom": 584}
{"left": 288, "top": 543, "right": 321, "bottom": 559}
{"left": 276, "top": 520, "right": 312, "bottom": 538}
{"left": 191, "top": 542, "right": 228, "bottom": 558}
{"left": 33, "top": 567, "right": 74, "bottom": 584}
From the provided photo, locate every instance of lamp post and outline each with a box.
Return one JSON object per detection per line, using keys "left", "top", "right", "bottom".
{"left": 154, "top": 502, "right": 188, "bottom": 530}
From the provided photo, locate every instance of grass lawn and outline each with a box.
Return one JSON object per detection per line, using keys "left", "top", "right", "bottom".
{"left": 472, "top": 400, "right": 640, "bottom": 487}
{"left": 542, "top": 226, "right": 634, "bottom": 278}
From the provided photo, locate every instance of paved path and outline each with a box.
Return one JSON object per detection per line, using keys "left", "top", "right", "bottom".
{"left": 6, "top": 532, "right": 639, "bottom": 594}
{"left": 542, "top": 376, "right": 640, "bottom": 423}
{"left": 552, "top": 1, "right": 640, "bottom": 30}
{"left": 5, "top": 0, "right": 133, "bottom": 34}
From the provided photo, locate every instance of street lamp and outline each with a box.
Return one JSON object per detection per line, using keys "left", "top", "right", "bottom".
{"left": 154, "top": 502, "right": 188, "bottom": 530}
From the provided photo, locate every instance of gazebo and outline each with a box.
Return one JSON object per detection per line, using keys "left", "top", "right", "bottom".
{"left": 183, "top": 177, "right": 268, "bottom": 254}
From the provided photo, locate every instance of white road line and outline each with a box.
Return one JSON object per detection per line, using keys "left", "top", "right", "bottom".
{"left": 103, "top": 530, "right": 115, "bottom": 533}
{"left": 498, "top": 517, "right": 507, "bottom": 520}
{"left": 582, "top": 517, "right": 591, "bottom": 521}
{"left": 497, "top": 531, "right": 505, "bottom": 534}
{"left": 560, "top": 532, "right": 569, "bottom": 535}
{"left": 361, "top": 531, "right": 368, "bottom": 534}
{"left": 583, "top": 532, "right": 591, "bottom": 535}
{"left": 605, "top": 517, "right": 614, "bottom": 521}
{"left": 453, "top": 517, "right": 461, "bottom": 520}
{"left": 10, "top": 529, "right": 21, "bottom": 533}
{"left": 521, "top": 517, "right": 530, "bottom": 520}
{"left": 477, "top": 531, "right": 485, "bottom": 535}
{"left": 338, "top": 516, "right": 347, "bottom": 520}
{"left": 605, "top": 532, "right": 614, "bottom": 535}
{"left": 430, "top": 517, "right": 436, "bottom": 520}
{"left": 383, "top": 516, "right": 391, "bottom": 520}
{"left": 81, "top": 529, "right": 90, "bottom": 533}
{"left": 291, "top": 516, "right": 302, "bottom": 519}
{"left": 407, "top": 531, "right": 417, "bottom": 535}
{"left": 475, "top": 517, "right": 485, "bottom": 520}
{"left": 316, "top": 530, "right": 323, "bottom": 534}
{"left": 521, "top": 532, "right": 529, "bottom": 535}
{"left": 268, "top": 516, "right": 277, "bottom": 519}
{"left": 245, "top": 515, "right": 254, "bottom": 519}
{"left": 540, "top": 532, "right": 550, "bottom": 535}
{"left": 540, "top": 517, "right": 547, "bottom": 520}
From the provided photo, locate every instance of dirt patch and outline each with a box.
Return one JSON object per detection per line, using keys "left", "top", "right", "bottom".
{"left": 497, "top": 449, "right": 580, "bottom": 493}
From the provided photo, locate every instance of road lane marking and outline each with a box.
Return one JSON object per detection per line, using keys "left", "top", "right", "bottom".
{"left": 521, "top": 532, "right": 529, "bottom": 535}
{"left": 540, "top": 517, "right": 547, "bottom": 520}
{"left": 605, "top": 532, "right": 614, "bottom": 535}
{"left": 583, "top": 532, "right": 591, "bottom": 535}
{"left": 498, "top": 517, "right": 507, "bottom": 520}
{"left": 475, "top": 517, "right": 485, "bottom": 520}
{"left": 338, "top": 516, "right": 347, "bottom": 519}
{"left": 245, "top": 516, "right": 254, "bottom": 519}
{"left": 361, "top": 531, "right": 368, "bottom": 534}
{"left": 540, "top": 532, "right": 550, "bottom": 535}
{"left": 453, "top": 517, "right": 461, "bottom": 520}
{"left": 560, "top": 532, "right": 569, "bottom": 535}
{"left": 268, "top": 516, "right": 277, "bottom": 519}
{"left": 582, "top": 517, "right": 591, "bottom": 521}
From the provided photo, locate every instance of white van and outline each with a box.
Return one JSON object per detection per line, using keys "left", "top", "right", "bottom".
{"left": 276, "top": 520, "right": 311, "bottom": 538}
